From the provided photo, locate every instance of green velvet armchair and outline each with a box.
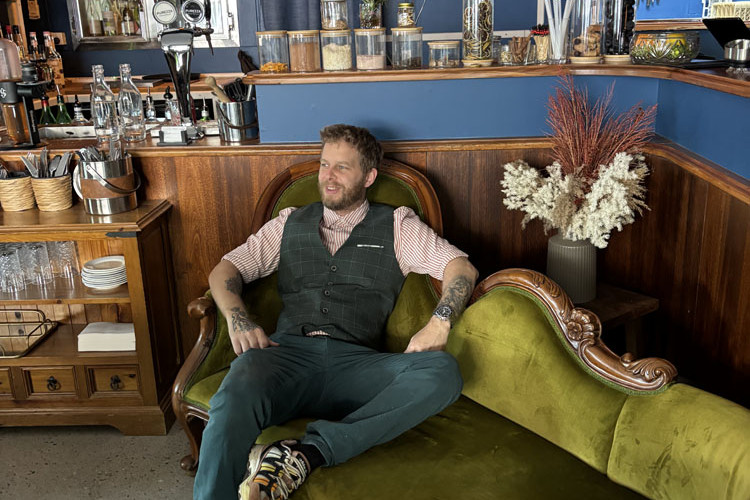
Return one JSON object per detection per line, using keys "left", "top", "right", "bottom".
{"left": 172, "top": 159, "right": 750, "bottom": 499}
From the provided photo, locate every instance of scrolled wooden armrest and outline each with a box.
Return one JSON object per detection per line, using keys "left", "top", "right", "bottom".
{"left": 188, "top": 296, "right": 216, "bottom": 320}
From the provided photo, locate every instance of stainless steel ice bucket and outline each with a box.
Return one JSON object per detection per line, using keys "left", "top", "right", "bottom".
{"left": 73, "top": 155, "right": 140, "bottom": 215}
{"left": 217, "top": 101, "right": 258, "bottom": 143}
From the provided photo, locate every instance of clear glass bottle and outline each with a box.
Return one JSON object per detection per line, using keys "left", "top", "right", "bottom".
{"left": 72, "top": 94, "right": 88, "bottom": 124}
{"left": 570, "top": 0, "right": 604, "bottom": 61}
{"left": 43, "top": 32, "right": 65, "bottom": 89}
{"left": 144, "top": 87, "right": 156, "bottom": 122}
{"left": 354, "top": 28, "right": 386, "bottom": 70}
{"left": 118, "top": 63, "right": 145, "bottom": 142}
{"left": 462, "top": 0, "right": 494, "bottom": 62}
{"left": 391, "top": 27, "right": 423, "bottom": 69}
{"left": 38, "top": 93, "right": 56, "bottom": 125}
{"left": 257, "top": 31, "right": 290, "bottom": 73}
{"left": 428, "top": 41, "right": 460, "bottom": 68}
{"left": 288, "top": 30, "right": 321, "bottom": 73}
{"left": 320, "top": 30, "right": 352, "bottom": 71}
{"left": 320, "top": 0, "right": 348, "bottom": 30}
{"left": 91, "top": 64, "right": 120, "bottom": 142}
{"left": 397, "top": 3, "right": 416, "bottom": 28}
{"left": 55, "top": 86, "right": 72, "bottom": 124}
{"left": 12, "top": 26, "right": 27, "bottom": 62}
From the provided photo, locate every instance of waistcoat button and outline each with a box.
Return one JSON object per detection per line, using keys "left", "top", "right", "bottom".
{"left": 322, "top": 307, "right": 329, "bottom": 314}
{"left": 330, "top": 265, "right": 337, "bottom": 272}
{"left": 324, "top": 290, "right": 331, "bottom": 296}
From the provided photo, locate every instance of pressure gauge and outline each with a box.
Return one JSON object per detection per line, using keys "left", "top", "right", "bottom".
{"left": 153, "top": 0, "right": 178, "bottom": 25}
{"left": 181, "top": 0, "right": 205, "bottom": 24}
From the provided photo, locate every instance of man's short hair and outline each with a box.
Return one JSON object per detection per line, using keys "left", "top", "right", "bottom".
{"left": 320, "top": 124, "right": 383, "bottom": 173}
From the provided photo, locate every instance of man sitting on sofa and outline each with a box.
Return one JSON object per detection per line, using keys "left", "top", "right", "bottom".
{"left": 193, "top": 124, "right": 478, "bottom": 500}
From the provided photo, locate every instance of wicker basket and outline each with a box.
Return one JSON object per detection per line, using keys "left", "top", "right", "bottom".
{"left": 0, "top": 175, "right": 36, "bottom": 211}
{"left": 31, "top": 175, "right": 73, "bottom": 211}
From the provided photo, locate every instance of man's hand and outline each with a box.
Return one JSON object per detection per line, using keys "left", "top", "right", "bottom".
{"left": 404, "top": 316, "right": 451, "bottom": 353}
{"left": 228, "top": 306, "right": 278, "bottom": 355}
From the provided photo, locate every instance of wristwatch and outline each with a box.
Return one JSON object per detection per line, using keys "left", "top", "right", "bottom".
{"left": 432, "top": 304, "right": 454, "bottom": 324}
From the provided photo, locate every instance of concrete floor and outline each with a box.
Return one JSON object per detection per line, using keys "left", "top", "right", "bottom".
{"left": 0, "top": 423, "right": 195, "bottom": 499}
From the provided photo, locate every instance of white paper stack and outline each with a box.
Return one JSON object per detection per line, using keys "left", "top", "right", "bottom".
{"left": 77, "top": 322, "right": 136, "bottom": 352}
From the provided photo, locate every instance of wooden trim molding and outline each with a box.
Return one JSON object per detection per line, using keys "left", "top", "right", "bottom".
{"left": 635, "top": 19, "right": 750, "bottom": 31}
{"left": 244, "top": 65, "right": 750, "bottom": 99}
{"left": 472, "top": 268, "right": 678, "bottom": 393}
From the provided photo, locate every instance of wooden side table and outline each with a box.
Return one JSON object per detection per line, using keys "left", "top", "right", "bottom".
{"left": 580, "top": 283, "right": 659, "bottom": 357}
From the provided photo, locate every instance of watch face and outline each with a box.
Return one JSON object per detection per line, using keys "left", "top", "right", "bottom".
{"left": 434, "top": 305, "right": 453, "bottom": 320}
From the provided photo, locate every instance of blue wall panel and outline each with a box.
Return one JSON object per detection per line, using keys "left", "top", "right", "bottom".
{"left": 257, "top": 76, "right": 659, "bottom": 143}
{"left": 656, "top": 81, "right": 750, "bottom": 178}
{"left": 635, "top": 0, "right": 704, "bottom": 20}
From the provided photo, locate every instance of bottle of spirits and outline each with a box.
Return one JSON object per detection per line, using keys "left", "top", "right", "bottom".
{"left": 91, "top": 64, "right": 120, "bottom": 142}
{"left": 27, "top": 0, "right": 41, "bottom": 20}
{"left": 39, "top": 93, "right": 56, "bottom": 125}
{"left": 73, "top": 94, "right": 88, "bottom": 124}
{"left": 4, "top": 26, "right": 12, "bottom": 41}
{"left": 28, "top": 31, "right": 50, "bottom": 82}
{"left": 117, "top": 63, "right": 145, "bottom": 142}
{"left": 55, "top": 86, "right": 73, "bottom": 124}
{"left": 12, "top": 26, "right": 27, "bottom": 62}
{"left": 144, "top": 87, "right": 156, "bottom": 121}
{"left": 43, "top": 32, "right": 65, "bottom": 90}
{"left": 121, "top": 3, "right": 135, "bottom": 36}
{"left": 86, "top": 0, "right": 104, "bottom": 36}
{"left": 200, "top": 98, "right": 209, "bottom": 121}
{"left": 101, "top": 0, "right": 118, "bottom": 36}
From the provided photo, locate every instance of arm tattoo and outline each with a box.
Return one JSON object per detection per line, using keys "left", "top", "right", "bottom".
{"left": 225, "top": 272, "right": 244, "bottom": 295}
{"left": 437, "top": 275, "right": 474, "bottom": 318}
{"left": 230, "top": 306, "right": 260, "bottom": 333}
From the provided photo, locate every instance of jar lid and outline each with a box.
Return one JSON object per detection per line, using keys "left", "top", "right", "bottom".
{"left": 354, "top": 28, "right": 386, "bottom": 34}
{"left": 320, "top": 29, "right": 351, "bottom": 37}
{"left": 288, "top": 30, "right": 320, "bottom": 36}
{"left": 321, "top": 0, "right": 345, "bottom": 2}
{"left": 428, "top": 41, "right": 460, "bottom": 48}
{"left": 256, "top": 30, "right": 287, "bottom": 36}
{"left": 391, "top": 27, "right": 423, "bottom": 33}
{"left": 398, "top": 2, "right": 414, "bottom": 6}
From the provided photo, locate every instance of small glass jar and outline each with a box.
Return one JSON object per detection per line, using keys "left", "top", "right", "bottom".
{"left": 392, "top": 27, "right": 423, "bottom": 69}
{"left": 462, "top": 0, "right": 494, "bottom": 63}
{"left": 288, "top": 30, "right": 321, "bottom": 72}
{"left": 257, "top": 31, "right": 290, "bottom": 73}
{"left": 428, "top": 41, "right": 460, "bottom": 68}
{"left": 320, "top": 29, "right": 352, "bottom": 71}
{"left": 354, "top": 28, "right": 386, "bottom": 71}
{"left": 569, "top": 0, "right": 604, "bottom": 62}
{"left": 397, "top": 2, "right": 416, "bottom": 28}
{"left": 321, "top": 0, "right": 348, "bottom": 30}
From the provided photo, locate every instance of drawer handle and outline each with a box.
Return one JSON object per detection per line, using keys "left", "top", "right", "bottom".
{"left": 46, "top": 376, "right": 61, "bottom": 391}
{"left": 110, "top": 375, "right": 123, "bottom": 391}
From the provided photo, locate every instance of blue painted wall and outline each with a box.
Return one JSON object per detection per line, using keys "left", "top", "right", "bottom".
{"left": 635, "top": 0, "right": 704, "bottom": 20}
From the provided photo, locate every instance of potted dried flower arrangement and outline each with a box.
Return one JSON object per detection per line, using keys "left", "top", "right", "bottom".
{"left": 500, "top": 75, "right": 657, "bottom": 302}
{"left": 360, "top": 0, "right": 388, "bottom": 28}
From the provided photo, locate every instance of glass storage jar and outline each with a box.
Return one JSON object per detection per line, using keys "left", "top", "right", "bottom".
{"left": 602, "top": 0, "right": 636, "bottom": 63}
{"left": 354, "top": 28, "right": 386, "bottom": 70}
{"left": 392, "top": 27, "right": 423, "bottom": 69}
{"left": 569, "top": 0, "right": 604, "bottom": 63}
{"left": 397, "top": 3, "right": 416, "bottom": 28}
{"left": 288, "top": 30, "right": 321, "bottom": 72}
{"left": 462, "top": 0, "right": 494, "bottom": 65}
{"left": 321, "top": 30, "right": 353, "bottom": 71}
{"left": 428, "top": 41, "right": 460, "bottom": 68}
{"left": 257, "top": 31, "right": 290, "bottom": 73}
{"left": 321, "top": 0, "right": 348, "bottom": 30}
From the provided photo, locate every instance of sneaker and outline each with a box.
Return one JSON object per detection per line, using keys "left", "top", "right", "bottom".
{"left": 238, "top": 440, "right": 310, "bottom": 500}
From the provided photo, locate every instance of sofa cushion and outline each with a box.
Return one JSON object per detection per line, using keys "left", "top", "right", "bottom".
{"left": 447, "top": 287, "right": 629, "bottom": 473}
{"left": 608, "top": 383, "right": 750, "bottom": 500}
{"left": 257, "top": 396, "right": 643, "bottom": 500}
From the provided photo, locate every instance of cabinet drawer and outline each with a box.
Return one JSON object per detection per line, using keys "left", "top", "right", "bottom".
{"left": 25, "top": 367, "right": 77, "bottom": 396}
{"left": 89, "top": 366, "right": 140, "bottom": 394}
{"left": 0, "top": 368, "right": 11, "bottom": 395}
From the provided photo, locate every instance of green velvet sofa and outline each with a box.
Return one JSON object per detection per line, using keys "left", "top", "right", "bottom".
{"left": 172, "top": 159, "right": 750, "bottom": 499}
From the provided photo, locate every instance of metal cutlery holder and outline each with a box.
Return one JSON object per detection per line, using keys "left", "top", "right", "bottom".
{"left": 0, "top": 309, "right": 58, "bottom": 358}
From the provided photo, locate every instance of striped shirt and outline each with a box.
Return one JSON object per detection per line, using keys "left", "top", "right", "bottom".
{"left": 224, "top": 199, "right": 467, "bottom": 284}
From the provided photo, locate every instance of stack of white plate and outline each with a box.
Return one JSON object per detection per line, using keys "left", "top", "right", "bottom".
{"left": 82, "top": 256, "right": 127, "bottom": 290}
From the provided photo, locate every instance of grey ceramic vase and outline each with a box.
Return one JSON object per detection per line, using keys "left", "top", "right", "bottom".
{"left": 546, "top": 234, "right": 596, "bottom": 303}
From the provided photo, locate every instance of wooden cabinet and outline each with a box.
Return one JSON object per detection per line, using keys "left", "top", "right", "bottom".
{"left": 0, "top": 200, "right": 181, "bottom": 435}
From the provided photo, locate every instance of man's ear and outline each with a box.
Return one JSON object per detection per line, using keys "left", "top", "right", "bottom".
{"left": 364, "top": 168, "right": 377, "bottom": 188}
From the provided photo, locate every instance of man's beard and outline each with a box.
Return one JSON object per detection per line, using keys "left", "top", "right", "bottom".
{"left": 318, "top": 176, "right": 368, "bottom": 212}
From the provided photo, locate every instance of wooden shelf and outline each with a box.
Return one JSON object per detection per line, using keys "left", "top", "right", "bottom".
{"left": 2, "top": 324, "right": 138, "bottom": 367}
{"left": 0, "top": 276, "right": 129, "bottom": 305}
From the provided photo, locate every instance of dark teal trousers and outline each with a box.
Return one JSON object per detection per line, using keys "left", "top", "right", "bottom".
{"left": 193, "top": 332, "right": 463, "bottom": 499}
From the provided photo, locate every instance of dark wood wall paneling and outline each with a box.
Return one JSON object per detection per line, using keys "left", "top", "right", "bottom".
{"left": 129, "top": 140, "right": 749, "bottom": 408}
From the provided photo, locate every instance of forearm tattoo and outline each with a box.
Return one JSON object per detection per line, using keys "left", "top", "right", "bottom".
{"left": 225, "top": 272, "right": 244, "bottom": 295}
{"left": 230, "top": 306, "right": 260, "bottom": 333}
{"left": 438, "top": 275, "right": 474, "bottom": 318}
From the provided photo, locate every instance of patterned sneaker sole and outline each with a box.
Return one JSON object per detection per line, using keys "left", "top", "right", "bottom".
{"left": 238, "top": 444, "right": 270, "bottom": 500}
